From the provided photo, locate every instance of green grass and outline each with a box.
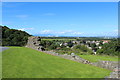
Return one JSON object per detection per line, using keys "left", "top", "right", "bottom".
{"left": 79, "top": 55, "right": 118, "bottom": 62}
{"left": 0, "top": 52, "right": 1, "bottom": 79}
{"left": 2, "top": 47, "right": 111, "bottom": 78}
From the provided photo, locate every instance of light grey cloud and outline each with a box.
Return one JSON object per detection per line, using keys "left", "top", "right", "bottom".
{"left": 72, "top": 32, "right": 83, "bottom": 35}
{"left": 15, "top": 15, "right": 28, "bottom": 18}
{"left": 39, "top": 29, "right": 83, "bottom": 35}
{"left": 18, "top": 27, "right": 34, "bottom": 31}
{"left": 37, "top": 29, "right": 118, "bottom": 37}
{"left": 40, "top": 30, "right": 52, "bottom": 33}
{"left": 114, "top": 29, "right": 119, "bottom": 32}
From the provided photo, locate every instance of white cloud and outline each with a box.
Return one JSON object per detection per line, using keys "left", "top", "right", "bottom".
{"left": 39, "top": 30, "right": 83, "bottom": 35}
{"left": 16, "top": 15, "right": 28, "bottom": 18}
{"left": 38, "top": 29, "right": 119, "bottom": 37}
{"left": 43, "top": 13, "right": 56, "bottom": 16}
{"left": 59, "top": 32, "right": 65, "bottom": 34}
{"left": 40, "top": 30, "right": 52, "bottom": 33}
{"left": 18, "top": 28, "right": 34, "bottom": 31}
{"left": 18, "top": 28, "right": 25, "bottom": 31}
{"left": 72, "top": 32, "right": 83, "bottom": 35}
{"left": 114, "top": 29, "right": 119, "bottom": 32}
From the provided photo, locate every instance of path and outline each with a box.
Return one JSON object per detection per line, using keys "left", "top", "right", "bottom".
{"left": 0, "top": 47, "right": 9, "bottom": 52}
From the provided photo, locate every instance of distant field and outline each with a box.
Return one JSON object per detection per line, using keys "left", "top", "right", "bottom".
{"left": 42, "top": 39, "right": 76, "bottom": 41}
{"left": 2, "top": 47, "right": 111, "bottom": 78}
{"left": 79, "top": 55, "right": 118, "bottom": 62}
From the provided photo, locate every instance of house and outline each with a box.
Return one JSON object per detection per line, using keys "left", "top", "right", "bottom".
{"left": 102, "top": 40, "right": 110, "bottom": 44}
{"left": 63, "top": 43, "right": 68, "bottom": 46}
{"left": 99, "top": 46, "right": 102, "bottom": 49}
{"left": 72, "top": 41, "right": 80, "bottom": 44}
{"left": 60, "top": 43, "right": 63, "bottom": 46}
{"left": 96, "top": 42, "right": 99, "bottom": 46}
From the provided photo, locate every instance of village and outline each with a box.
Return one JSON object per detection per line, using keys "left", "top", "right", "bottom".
{"left": 26, "top": 36, "right": 112, "bottom": 56}
{"left": 55, "top": 39, "right": 110, "bottom": 54}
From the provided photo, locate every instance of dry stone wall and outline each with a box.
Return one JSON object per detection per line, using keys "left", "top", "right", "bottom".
{"left": 43, "top": 51, "right": 119, "bottom": 79}
{"left": 43, "top": 51, "right": 92, "bottom": 64}
{"left": 92, "top": 61, "right": 118, "bottom": 71}
{"left": 25, "top": 36, "right": 119, "bottom": 79}
{"left": 106, "top": 67, "right": 120, "bottom": 79}
{"left": 91, "top": 61, "right": 119, "bottom": 79}
{"left": 26, "top": 36, "right": 43, "bottom": 51}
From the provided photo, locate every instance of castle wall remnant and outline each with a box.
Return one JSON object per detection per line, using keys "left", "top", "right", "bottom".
{"left": 25, "top": 36, "right": 119, "bottom": 79}
{"left": 26, "top": 36, "right": 44, "bottom": 51}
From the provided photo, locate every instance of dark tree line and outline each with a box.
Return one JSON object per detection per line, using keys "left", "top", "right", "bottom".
{"left": 2, "top": 26, "right": 31, "bottom": 46}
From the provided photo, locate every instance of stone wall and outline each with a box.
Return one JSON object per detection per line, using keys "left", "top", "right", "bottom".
{"left": 43, "top": 51, "right": 91, "bottom": 64}
{"left": 25, "top": 37, "right": 119, "bottom": 79}
{"left": 106, "top": 67, "right": 120, "bottom": 79}
{"left": 92, "top": 61, "right": 118, "bottom": 71}
{"left": 92, "top": 61, "right": 120, "bottom": 79}
{"left": 43, "top": 51, "right": 119, "bottom": 79}
{"left": 43, "top": 51, "right": 119, "bottom": 70}
{"left": 26, "top": 36, "right": 43, "bottom": 51}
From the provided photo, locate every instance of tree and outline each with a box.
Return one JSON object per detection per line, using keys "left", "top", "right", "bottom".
{"left": 90, "top": 43, "right": 96, "bottom": 48}
{"left": 68, "top": 41, "right": 73, "bottom": 47}
{"left": 97, "top": 39, "right": 119, "bottom": 56}
{"left": 2, "top": 26, "right": 31, "bottom": 46}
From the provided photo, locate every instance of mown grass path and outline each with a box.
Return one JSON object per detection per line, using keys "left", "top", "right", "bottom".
{"left": 2, "top": 47, "right": 111, "bottom": 78}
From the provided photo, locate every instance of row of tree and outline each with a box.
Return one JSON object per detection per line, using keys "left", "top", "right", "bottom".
{"left": 2, "top": 26, "right": 31, "bottom": 46}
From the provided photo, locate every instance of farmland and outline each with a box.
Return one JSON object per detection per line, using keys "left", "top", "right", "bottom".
{"left": 42, "top": 38, "right": 76, "bottom": 41}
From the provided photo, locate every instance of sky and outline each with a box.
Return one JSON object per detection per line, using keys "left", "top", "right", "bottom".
{"left": 2, "top": 0, "right": 119, "bottom": 2}
{"left": 2, "top": 2, "right": 118, "bottom": 37}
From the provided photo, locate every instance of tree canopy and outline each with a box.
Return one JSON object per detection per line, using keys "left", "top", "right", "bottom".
{"left": 96, "top": 39, "right": 120, "bottom": 56}
{"left": 2, "top": 26, "right": 31, "bottom": 46}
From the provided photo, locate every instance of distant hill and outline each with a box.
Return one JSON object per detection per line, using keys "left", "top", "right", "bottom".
{"left": 34, "top": 33, "right": 56, "bottom": 37}
{"left": 1, "top": 26, "right": 31, "bottom": 46}
{"left": 34, "top": 33, "right": 118, "bottom": 38}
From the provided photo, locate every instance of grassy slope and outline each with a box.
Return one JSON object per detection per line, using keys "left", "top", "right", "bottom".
{"left": 2, "top": 47, "right": 111, "bottom": 78}
{"left": 79, "top": 55, "right": 118, "bottom": 62}
{"left": 0, "top": 52, "right": 1, "bottom": 79}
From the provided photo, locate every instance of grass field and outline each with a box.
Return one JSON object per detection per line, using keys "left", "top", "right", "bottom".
{"left": 79, "top": 55, "right": 118, "bottom": 62}
{"left": 2, "top": 47, "right": 111, "bottom": 78}
{"left": 0, "top": 52, "right": 1, "bottom": 79}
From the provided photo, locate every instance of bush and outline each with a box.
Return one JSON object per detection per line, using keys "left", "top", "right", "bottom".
{"left": 73, "top": 45, "right": 91, "bottom": 52}
{"left": 96, "top": 49, "right": 104, "bottom": 54}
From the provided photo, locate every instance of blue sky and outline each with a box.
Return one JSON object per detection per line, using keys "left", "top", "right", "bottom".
{"left": 2, "top": 2, "right": 118, "bottom": 37}
{"left": 2, "top": 0, "right": 119, "bottom": 2}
